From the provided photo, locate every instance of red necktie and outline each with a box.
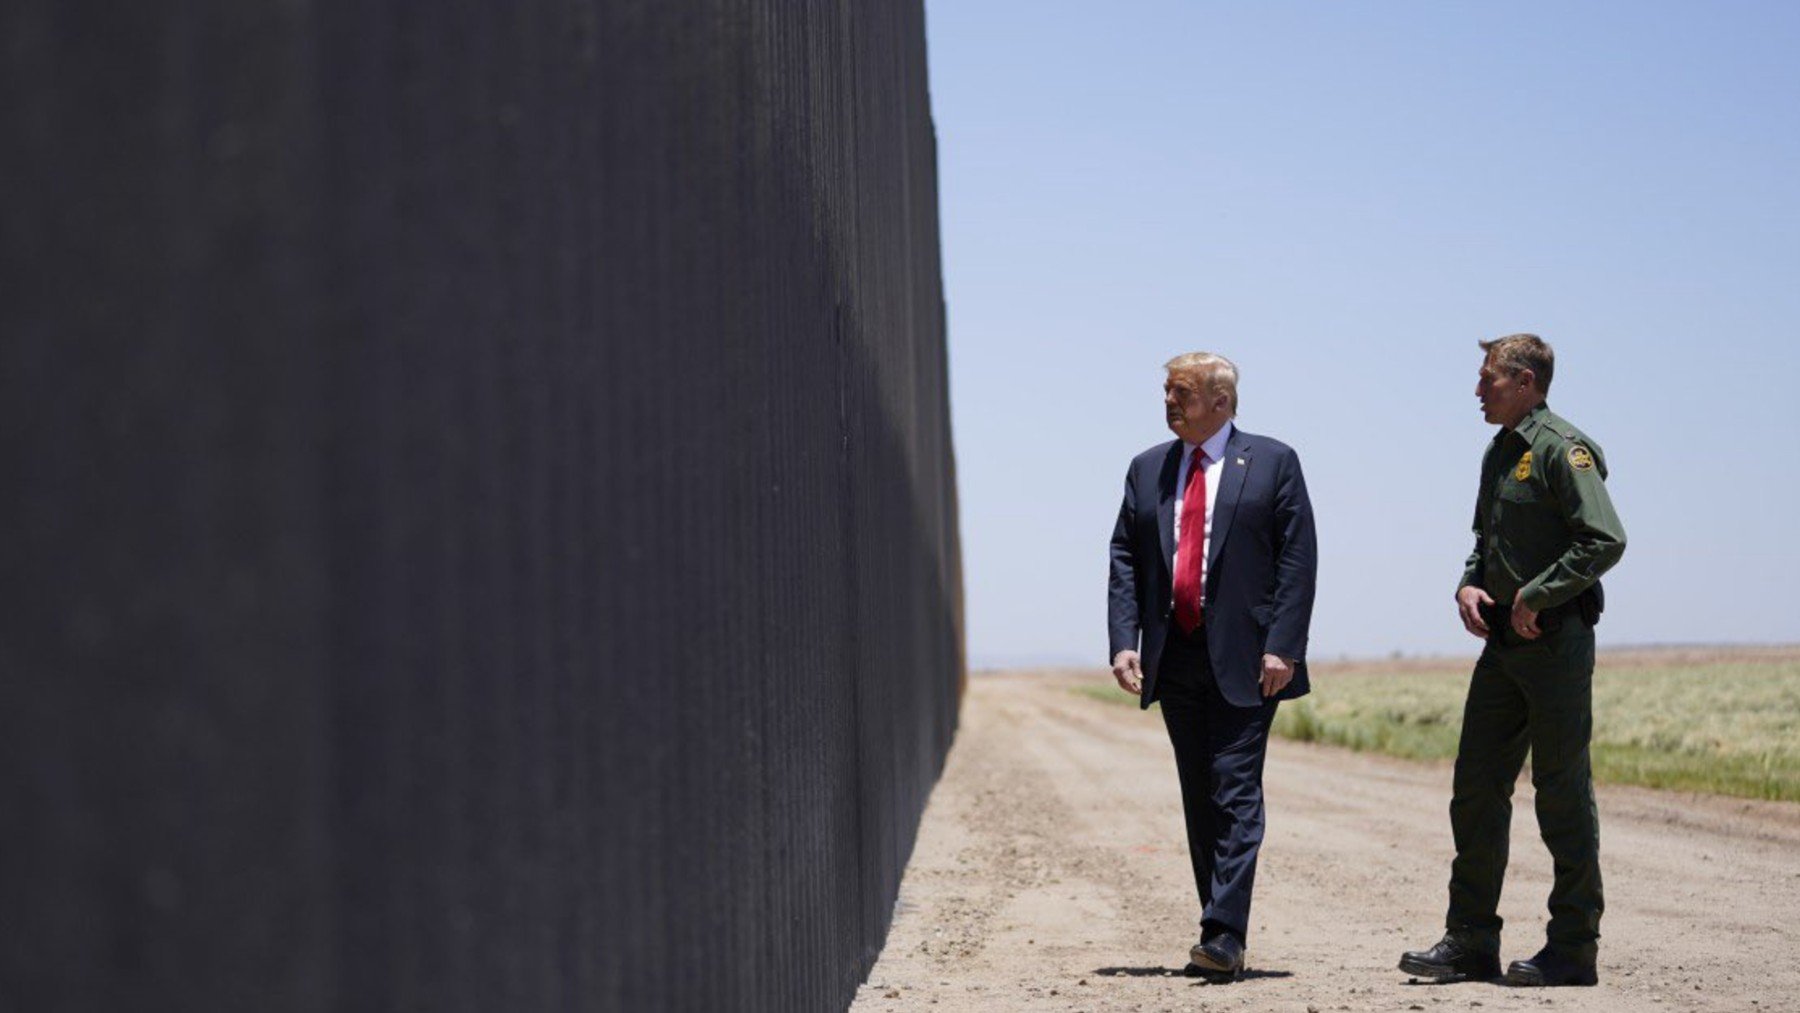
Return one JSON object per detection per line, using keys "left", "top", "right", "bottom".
{"left": 1173, "top": 448, "right": 1207, "bottom": 634}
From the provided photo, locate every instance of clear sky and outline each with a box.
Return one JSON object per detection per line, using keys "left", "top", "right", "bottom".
{"left": 922, "top": 1, "right": 1800, "bottom": 668}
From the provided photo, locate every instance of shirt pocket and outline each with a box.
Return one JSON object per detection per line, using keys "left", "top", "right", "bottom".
{"left": 1497, "top": 474, "right": 1543, "bottom": 508}
{"left": 1495, "top": 474, "right": 1559, "bottom": 565}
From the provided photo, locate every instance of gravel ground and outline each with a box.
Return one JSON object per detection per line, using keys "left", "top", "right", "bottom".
{"left": 851, "top": 670, "right": 1800, "bottom": 1013}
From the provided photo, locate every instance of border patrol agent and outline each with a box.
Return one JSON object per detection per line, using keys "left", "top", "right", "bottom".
{"left": 1401, "top": 334, "right": 1627, "bottom": 988}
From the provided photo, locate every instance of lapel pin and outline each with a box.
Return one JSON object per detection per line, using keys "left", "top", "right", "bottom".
{"left": 1236, "top": 457, "right": 1246, "bottom": 465}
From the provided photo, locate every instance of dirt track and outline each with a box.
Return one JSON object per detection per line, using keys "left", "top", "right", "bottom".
{"left": 851, "top": 670, "right": 1800, "bottom": 1013}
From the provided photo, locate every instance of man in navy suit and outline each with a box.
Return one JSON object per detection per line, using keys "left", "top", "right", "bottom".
{"left": 1108, "top": 351, "right": 1318, "bottom": 981}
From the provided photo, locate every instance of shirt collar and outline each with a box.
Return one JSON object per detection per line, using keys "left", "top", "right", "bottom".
{"left": 1502, "top": 402, "right": 1551, "bottom": 444}
{"left": 1183, "top": 419, "right": 1234, "bottom": 464}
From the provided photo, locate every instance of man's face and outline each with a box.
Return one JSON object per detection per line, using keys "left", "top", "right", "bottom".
{"left": 1164, "top": 370, "right": 1229, "bottom": 443}
{"left": 1475, "top": 354, "right": 1537, "bottom": 428}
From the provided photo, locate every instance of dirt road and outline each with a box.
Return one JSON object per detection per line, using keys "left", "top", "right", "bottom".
{"left": 851, "top": 671, "right": 1800, "bottom": 1013}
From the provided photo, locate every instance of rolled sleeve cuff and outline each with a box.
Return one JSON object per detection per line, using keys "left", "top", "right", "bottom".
{"left": 1517, "top": 583, "right": 1553, "bottom": 612}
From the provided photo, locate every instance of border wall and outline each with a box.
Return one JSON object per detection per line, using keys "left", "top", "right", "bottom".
{"left": 1, "top": 3, "right": 962, "bottom": 1011}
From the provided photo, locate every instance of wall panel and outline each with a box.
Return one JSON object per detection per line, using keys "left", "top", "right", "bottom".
{"left": 0, "top": 3, "right": 960, "bottom": 1011}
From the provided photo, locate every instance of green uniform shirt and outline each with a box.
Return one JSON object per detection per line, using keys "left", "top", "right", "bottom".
{"left": 1459, "top": 403, "right": 1627, "bottom": 612}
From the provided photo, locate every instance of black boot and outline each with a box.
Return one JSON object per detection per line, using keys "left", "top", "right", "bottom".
{"left": 1505, "top": 946, "right": 1597, "bottom": 987}
{"left": 1398, "top": 936, "right": 1501, "bottom": 981}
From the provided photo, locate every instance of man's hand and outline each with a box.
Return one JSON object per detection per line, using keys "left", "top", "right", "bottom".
{"left": 1456, "top": 585, "right": 1494, "bottom": 639}
{"left": 1260, "top": 654, "right": 1294, "bottom": 698}
{"left": 1511, "top": 590, "right": 1541, "bottom": 640}
{"left": 1111, "top": 650, "right": 1143, "bottom": 695}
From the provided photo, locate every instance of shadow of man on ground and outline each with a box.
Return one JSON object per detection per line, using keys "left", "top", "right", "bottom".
{"left": 1092, "top": 966, "right": 1294, "bottom": 984}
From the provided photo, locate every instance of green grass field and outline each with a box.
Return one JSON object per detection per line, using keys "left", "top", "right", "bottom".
{"left": 1075, "top": 654, "right": 1800, "bottom": 802}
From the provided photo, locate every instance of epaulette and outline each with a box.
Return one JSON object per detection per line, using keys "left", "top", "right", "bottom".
{"left": 1538, "top": 412, "right": 1583, "bottom": 445}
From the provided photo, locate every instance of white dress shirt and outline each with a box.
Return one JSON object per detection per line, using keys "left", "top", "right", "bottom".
{"left": 1172, "top": 420, "right": 1233, "bottom": 606}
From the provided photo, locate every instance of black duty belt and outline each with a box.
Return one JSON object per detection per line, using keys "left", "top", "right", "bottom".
{"left": 1480, "top": 585, "right": 1603, "bottom": 641}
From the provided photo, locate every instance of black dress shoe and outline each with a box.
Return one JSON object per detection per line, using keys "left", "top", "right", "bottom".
{"left": 1398, "top": 936, "right": 1501, "bottom": 981}
{"left": 1505, "top": 947, "right": 1597, "bottom": 987}
{"left": 1186, "top": 931, "right": 1245, "bottom": 982}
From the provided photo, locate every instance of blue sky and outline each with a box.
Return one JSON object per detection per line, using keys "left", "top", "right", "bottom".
{"left": 922, "top": 1, "right": 1800, "bottom": 666}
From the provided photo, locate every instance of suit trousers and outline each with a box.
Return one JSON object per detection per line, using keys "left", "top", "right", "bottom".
{"left": 1446, "top": 618, "right": 1603, "bottom": 962}
{"left": 1157, "top": 626, "right": 1279, "bottom": 941}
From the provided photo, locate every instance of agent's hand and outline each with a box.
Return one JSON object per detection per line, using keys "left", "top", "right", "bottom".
{"left": 1111, "top": 650, "right": 1143, "bottom": 695}
{"left": 1457, "top": 585, "right": 1495, "bottom": 639}
{"left": 1511, "top": 590, "right": 1541, "bottom": 640}
{"left": 1260, "top": 654, "right": 1294, "bottom": 697}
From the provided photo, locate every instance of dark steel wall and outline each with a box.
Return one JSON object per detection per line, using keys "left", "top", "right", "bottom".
{"left": 0, "top": 4, "right": 961, "bottom": 1011}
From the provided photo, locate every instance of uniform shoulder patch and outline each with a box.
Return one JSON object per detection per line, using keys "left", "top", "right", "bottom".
{"left": 1568, "top": 445, "right": 1596, "bottom": 472}
{"left": 1513, "top": 450, "right": 1533, "bottom": 481}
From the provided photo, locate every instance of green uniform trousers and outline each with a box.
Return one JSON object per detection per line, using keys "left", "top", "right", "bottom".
{"left": 1445, "top": 617, "right": 1602, "bottom": 962}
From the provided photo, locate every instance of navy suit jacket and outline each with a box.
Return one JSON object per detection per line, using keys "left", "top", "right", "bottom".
{"left": 1108, "top": 426, "right": 1318, "bottom": 709}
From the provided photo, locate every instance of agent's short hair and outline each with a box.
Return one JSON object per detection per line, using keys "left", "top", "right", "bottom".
{"left": 1163, "top": 351, "right": 1239, "bottom": 413}
{"left": 1479, "top": 333, "right": 1555, "bottom": 395}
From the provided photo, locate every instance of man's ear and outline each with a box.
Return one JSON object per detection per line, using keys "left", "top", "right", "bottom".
{"left": 1517, "top": 368, "right": 1538, "bottom": 394}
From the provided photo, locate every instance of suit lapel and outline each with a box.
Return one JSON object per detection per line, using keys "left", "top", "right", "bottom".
{"left": 1156, "top": 442, "right": 1181, "bottom": 575}
{"left": 1206, "top": 428, "right": 1252, "bottom": 582}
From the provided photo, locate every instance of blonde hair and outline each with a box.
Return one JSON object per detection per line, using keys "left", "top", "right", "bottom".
{"left": 1479, "top": 333, "right": 1555, "bottom": 394}
{"left": 1163, "top": 352, "right": 1239, "bottom": 413}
